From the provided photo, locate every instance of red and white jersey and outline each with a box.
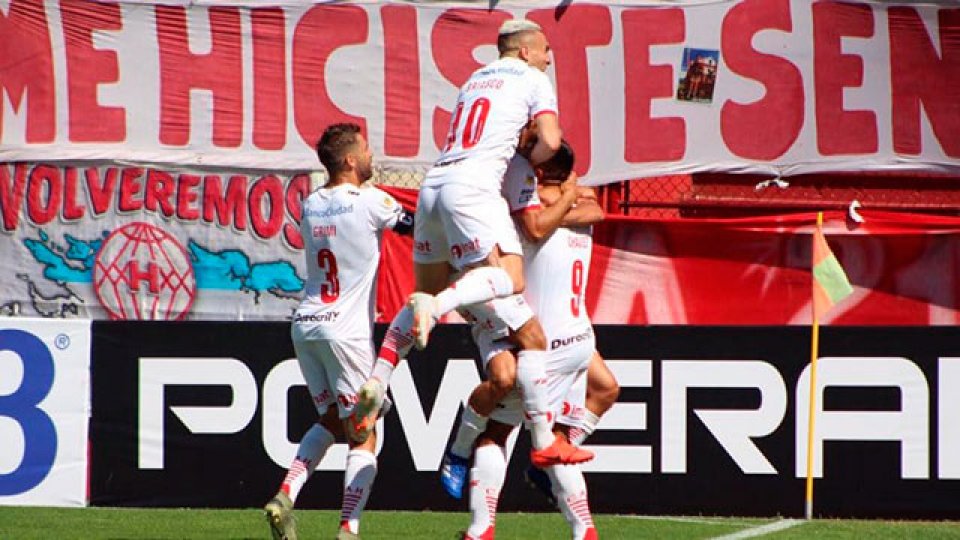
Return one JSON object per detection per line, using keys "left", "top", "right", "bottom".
{"left": 424, "top": 57, "right": 557, "bottom": 192}
{"left": 293, "top": 184, "right": 402, "bottom": 341}
{"left": 522, "top": 223, "right": 594, "bottom": 344}
{"left": 501, "top": 154, "right": 541, "bottom": 214}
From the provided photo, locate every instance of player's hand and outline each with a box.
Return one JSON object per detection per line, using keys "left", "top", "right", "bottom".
{"left": 576, "top": 186, "right": 597, "bottom": 203}
{"left": 560, "top": 171, "right": 578, "bottom": 195}
{"left": 517, "top": 120, "right": 538, "bottom": 158}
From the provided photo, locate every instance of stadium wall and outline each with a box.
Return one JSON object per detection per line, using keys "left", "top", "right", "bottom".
{"left": 3, "top": 318, "right": 960, "bottom": 519}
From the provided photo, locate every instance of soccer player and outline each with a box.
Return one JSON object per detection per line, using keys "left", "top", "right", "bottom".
{"left": 354, "top": 19, "right": 588, "bottom": 468}
{"left": 440, "top": 142, "right": 618, "bottom": 502}
{"left": 461, "top": 144, "right": 604, "bottom": 540}
{"left": 264, "top": 123, "right": 413, "bottom": 540}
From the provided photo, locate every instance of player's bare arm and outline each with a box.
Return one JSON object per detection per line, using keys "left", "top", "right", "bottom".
{"left": 528, "top": 112, "right": 562, "bottom": 166}
{"left": 515, "top": 171, "right": 579, "bottom": 242}
{"left": 561, "top": 186, "right": 605, "bottom": 227}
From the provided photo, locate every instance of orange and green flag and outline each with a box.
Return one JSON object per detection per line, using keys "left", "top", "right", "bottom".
{"left": 812, "top": 213, "right": 854, "bottom": 321}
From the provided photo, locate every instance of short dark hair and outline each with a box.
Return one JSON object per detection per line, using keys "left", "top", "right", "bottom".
{"left": 538, "top": 139, "right": 575, "bottom": 182}
{"left": 316, "top": 123, "right": 362, "bottom": 177}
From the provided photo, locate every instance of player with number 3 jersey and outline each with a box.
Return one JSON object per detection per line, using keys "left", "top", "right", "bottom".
{"left": 265, "top": 123, "right": 413, "bottom": 540}
{"left": 293, "top": 175, "right": 406, "bottom": 342}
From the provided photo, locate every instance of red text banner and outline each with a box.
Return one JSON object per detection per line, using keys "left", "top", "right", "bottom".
{"left": 0, "top": 0, "right": 957, "bottom": 183}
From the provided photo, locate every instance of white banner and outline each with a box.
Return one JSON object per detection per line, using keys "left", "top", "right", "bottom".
{"left": 0, "top": 0, "right": 957, "bottom": 183}
{"left": 1, "top": 163, "right": 309, "bottom": 320}
{"left": 0, "top": 317, "right": 91, "bottom": 506}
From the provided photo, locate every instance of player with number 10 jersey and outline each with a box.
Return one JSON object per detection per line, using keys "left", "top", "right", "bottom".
{"left": 423, "top": 54, "right": 558, "bottom": 193}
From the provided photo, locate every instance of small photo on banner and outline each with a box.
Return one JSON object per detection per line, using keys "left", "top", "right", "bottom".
{"left": 677, "top": 47, "right": 719, "bottom": 104}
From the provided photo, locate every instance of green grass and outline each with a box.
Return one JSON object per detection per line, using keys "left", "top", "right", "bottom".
{"left": 0, "top": 507, "right": 957, "bottom": 539}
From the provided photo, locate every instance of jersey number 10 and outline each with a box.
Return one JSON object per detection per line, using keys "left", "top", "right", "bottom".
{"left": 444, "top": 97, "right": 491, "bottom": 153}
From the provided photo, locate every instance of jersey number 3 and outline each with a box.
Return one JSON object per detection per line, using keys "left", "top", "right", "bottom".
{"left": 318, "top": 248, "right": 340, "bottom": 303}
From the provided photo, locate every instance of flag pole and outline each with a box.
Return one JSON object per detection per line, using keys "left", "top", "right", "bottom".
{"left": 804, "top": 211, "right": 823, "bottom": 520}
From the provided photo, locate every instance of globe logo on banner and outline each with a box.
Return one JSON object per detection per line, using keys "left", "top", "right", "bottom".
{"left": 93, "top": 222, "right": 197, "bottom": 320}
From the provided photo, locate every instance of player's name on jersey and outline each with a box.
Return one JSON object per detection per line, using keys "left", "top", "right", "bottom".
{"left": 304, "top": 204, "right": 354, "bottom": 218}
{"left": 464, "top": 78, "right": 504, "bottom": 92}
{"left": 312, "top": 225, "right": 337, "bottom": 238}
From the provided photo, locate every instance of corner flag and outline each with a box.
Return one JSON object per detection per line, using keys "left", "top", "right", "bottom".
{"left": 805, "top": 211, "right": 855, "bottom": 520}
{"left": 811, "top": 214, "right": 853, "bottom": 321}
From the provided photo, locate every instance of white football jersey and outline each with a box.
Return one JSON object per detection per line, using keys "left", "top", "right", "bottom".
{"left": 424, "top": 57, "right": 557, "bottom": 192}
{"left": 501, "top": 154, "right": 541, "bottom": 214}
{"left": 523, "top": 223, "right": 593, "bottom": 344}
{"left": 293, "top": 184, "right": 402, "bottom": 341}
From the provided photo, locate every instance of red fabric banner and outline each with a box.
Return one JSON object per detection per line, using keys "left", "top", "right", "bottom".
{"left": 378, "top": 186, "right": 960, "bottom": 326}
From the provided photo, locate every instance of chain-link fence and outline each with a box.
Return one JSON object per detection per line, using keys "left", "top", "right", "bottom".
{"left": 617, "top": 173, "right": 960, "bottom": 218}
{"left": 368, "top": 164, "right": 960, "bottom": 219}
{"left": 373, "top": 164, "right": 430, "bottom": 189}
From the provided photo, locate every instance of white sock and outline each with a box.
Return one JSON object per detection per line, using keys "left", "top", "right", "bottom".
{"left": 435, "top": 266, "right": 514, "bottom": 316}
{"left": 467, "top": 445, "right": 506, "bottom": 538}
{"left": 282, "top": 423, "right": 335, "bottom": 502}
{"left": 340, "top": 449, "right": 377, "bottom": 534}
{"left": 547, "top": 464, "right": 595, "bottom": 540}
{"left": 372, "top": 306, "right": 415, "bottom": 385}
{"left": 568, "top": 410, "right": 601, "bottom": 446}
{"left": 450, "top": 404, "right": 488, "bottom": 459}
{"left": 516, "top": 349, "right": 553, "bottom": 449}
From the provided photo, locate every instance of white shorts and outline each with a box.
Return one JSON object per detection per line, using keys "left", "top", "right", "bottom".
{"left": 293, "top": 337, "right": 375, "bottom": 419}
{"left": 486, "top": 330, "right": 596, "bottom": 427}
{"left": 460, "top": 294, "right": 535, "bottom": 342}
{"left": 413, "top": 182, "right": 522, "bottom": 270}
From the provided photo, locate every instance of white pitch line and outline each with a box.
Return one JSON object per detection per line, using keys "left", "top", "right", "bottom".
{"left": 710, "top": 518, "right": 804, "bottom": 539}
{"left": 626, "top": 515, "right": 749, "bottom": 526}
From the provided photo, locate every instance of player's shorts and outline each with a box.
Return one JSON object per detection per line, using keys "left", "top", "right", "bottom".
{"left": 460, "top": 294, "right": 535, "bottom": 342}
{"left": 292, "top": 337, "right": 376, "bottom": 420}
{"left": 484, "top": 329, "right": 596, "bottom": 427}
{"left": 413, "top": 181, "right": 522, "bottom": 270}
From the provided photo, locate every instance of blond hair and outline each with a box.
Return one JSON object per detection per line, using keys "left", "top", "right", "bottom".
{"left": 497, "top": 19, "right": 542, "bottom": 55}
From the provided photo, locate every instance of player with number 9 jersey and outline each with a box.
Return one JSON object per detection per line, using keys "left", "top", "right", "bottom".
{"left": 522, "top": 223, "right": 593, "bottom": 343}
{"left": 293, "top": 184, "right": 404, "bottom": 342}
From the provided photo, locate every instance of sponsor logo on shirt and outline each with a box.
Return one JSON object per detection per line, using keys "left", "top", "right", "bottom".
{"left": 294, "top": 312, "right": 340, "bottom": 323}
{"left": 550, "top": 328, "right": 593, "bottom": 350}
{"left": 304, "top": 204, "right": 354, "bottom": 218}
{"left": 519, "top": 188, "right": 535, "bottom": 204}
